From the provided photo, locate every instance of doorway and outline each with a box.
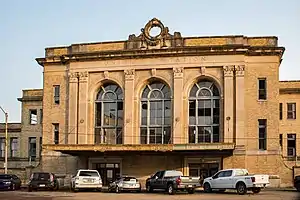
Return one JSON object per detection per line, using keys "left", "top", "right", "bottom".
{"left": 95, "top": 163, "right": 120, "bottom": 186}
{"left": 189, "top": 163, "right": 219, "bottom": 180}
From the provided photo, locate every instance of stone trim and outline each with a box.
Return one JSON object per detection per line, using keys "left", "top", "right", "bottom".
{"left": 173, "top": 67, "right": 183, "bottom": 79}
{"left": 124, "top": 69, "right": 135, "bottom": 80}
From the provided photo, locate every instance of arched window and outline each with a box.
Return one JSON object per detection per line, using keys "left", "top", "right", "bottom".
{"left": 95, "top": 83, "right": 123, "bottom": 144}
{"left": 140, "top": 81, "right": 172, "bottom": 144}
{"left": 188, "top": 79, "right": 220, "bottom": 143}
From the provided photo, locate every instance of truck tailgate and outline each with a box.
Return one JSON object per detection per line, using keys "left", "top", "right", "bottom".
{"left": 253, "top": 174, "right": 269, "bottom": 185}
{"left": 180, "top": 176, "right": 201, "bottom": 186}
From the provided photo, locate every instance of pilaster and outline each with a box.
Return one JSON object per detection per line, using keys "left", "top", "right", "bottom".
{"left": 173, "top": 67, "right": 184, "bottom": 144}
{"left": 124, "top": 69, "right": 135, "bottom": 144}
{"left": 223, "top": 66, "right": 234, "bottom": 143}
{"left": 68, "top": 72, "right": 79, "bottom": 144}
{"left": 78, "top": 71, "right": 89, "bottom": 144}
{"left": 235, "top": 65, "right": 245, "bottom": 148}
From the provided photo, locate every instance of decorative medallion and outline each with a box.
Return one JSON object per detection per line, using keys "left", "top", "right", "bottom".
{"left": 141, "top": 18, "right": 168, "bottom": 47}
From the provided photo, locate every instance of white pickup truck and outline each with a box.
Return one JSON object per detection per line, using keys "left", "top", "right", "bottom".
{"left": 202, "top": 168, "right": 269, "bottom": 195}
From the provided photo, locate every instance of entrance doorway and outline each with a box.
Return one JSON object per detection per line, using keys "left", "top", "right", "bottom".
{"left": 189, "top": 163, "right": 219, "bottom": 180}
{"left": 95, "top": 163, "right": 120, "bottom": 186}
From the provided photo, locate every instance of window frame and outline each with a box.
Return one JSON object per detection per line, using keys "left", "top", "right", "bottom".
{"left": 29, "top": 109, "right": 38, "bottom": 125}
{"left": 10, "top": 137, "right": 18, "bottom": 158}
{"left": 287, "top": 103, "right": 296, "bottom": 119}
{"left": 28, "top": 137, "right": 37, "bottom": 161}
{"left": 258, "top": 78, "right": 267, "bottom": 100}
{"left": 279, "top": 103, "right": 283, "bottom": 120}
{"left": 53, "top": 123, "right": 59, "bottom": 144}
{"left": 258, "top": 119, "right": 267, "bottom": 150}
{"left": 287, "top": 133, "right": 296, "bottom": 157}
{"left": 53, "top": 85, "right": 60, "bottom": 105}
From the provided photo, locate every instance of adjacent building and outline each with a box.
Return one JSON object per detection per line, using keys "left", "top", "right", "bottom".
{"left": 1, "top": 18, "right": 300, "bottom": 187}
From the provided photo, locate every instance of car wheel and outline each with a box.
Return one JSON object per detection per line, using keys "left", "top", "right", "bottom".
{"left": 252, "top": 187, "right": 261, "bottom": 194}
{"left": 203, "top": 183, "right": 212, "bottom": 193}
{"left": 10, "top": 183, "right": 16, "bottom": 191}
{"left": 167, "top": 184, "right": 175, "bottom": 195}
{"left": 146, "top": 184, "right": 152, "bottom": 193}
{"left": 187, "top": 188, "right": 195, "bottom": 194}
{"left": 236, "top": 182, "right": 247, "bottom": 195}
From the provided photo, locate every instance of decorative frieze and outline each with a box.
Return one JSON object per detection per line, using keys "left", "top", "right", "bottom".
{"left": 124, "top": 69, "right": 135, "bottom": 80}
{"left": 223, "top": 65, "right": 235, "bottom": 77}
{"left": 173, "top": 67, "right": 183, "bottom": 79}
{"left": 235, "top": 65, "right": 245, "bottom": 77}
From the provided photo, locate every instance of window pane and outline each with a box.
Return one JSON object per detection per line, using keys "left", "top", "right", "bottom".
{"left": 95, "top": 128, "right": 101, "bottom": 144}
{"left": 140, "top": 128, "right": 147, "bottom": 144}
{"left": 259, "top": 79, "right": 266, "bottom": 89}
{"left": 163, "top": 127, "right": 171, "bottom": 144}
{"left": 213, "top": 126, "right": 219, "bottom": 142}
{"left": 189, "top": 126, "right": 196, "bottom": 143}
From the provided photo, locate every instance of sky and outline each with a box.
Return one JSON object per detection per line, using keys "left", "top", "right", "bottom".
{"left": 0, "top": 0, "right": 299, "bottom": 122}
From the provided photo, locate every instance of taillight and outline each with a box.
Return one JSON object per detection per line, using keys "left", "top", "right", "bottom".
{"left": 50, "top": 174, "right": 54, "bottom": 182}
{"left": 175, "top": 177, "right": 181, "bottom": 185}
{"left": 251, "top": 177, "right": 255, "bottom": 182}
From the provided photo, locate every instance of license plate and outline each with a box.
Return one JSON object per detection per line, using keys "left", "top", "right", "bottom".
{"left": 188, "top": 185, "right": 193, "bottom": 187}
{"left": 39, "top": 184, "right": 45, "bottom": 187}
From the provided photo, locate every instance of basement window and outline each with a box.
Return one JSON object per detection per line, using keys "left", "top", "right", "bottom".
{"left": 29, "top": 109, "right": 38, "bottom": 125}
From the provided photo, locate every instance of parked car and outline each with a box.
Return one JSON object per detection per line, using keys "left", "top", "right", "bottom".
{"left": 28, "top": 172, "right": 59, "bottom": 192}
{"left": 294, "top": 175, "right": 300, "bottom": 192}
{"left": 0, "top": 174, "right": 21, "bottom": 190}
{"left": 145, "top": 170, "right": 201, "bottom": 195}
{"left": 202, "top": 168, "right": 269, "bottom": 195}
{"left": 70, "top": 169, "right": 102, "bottom": 192}
{"left": 108, "top": 176, "right": 141, "bottom": 193}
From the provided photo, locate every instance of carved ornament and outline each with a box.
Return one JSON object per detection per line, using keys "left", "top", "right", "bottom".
{"left": 124, "top": 69, "right": 135, "bottom": 80}
{"left": 69, "top": 72, "right": 79, "bottom": 82}
{"left": 103, "top": 71, "right": 109, "bottom": 79}
{"left": 200, "top": 66, "right": 206, "bottom": 75}
{"left": 151, "top": 68, "right": 156, "bottom": 77}
{"left": 235, "top": 65, "right": 245, "bottom": 77}
{"left": 223, "top": 66, "right": 235, "bottom": 77}
{"left": 173, "top": 67, "right": 184, "bottom": 79}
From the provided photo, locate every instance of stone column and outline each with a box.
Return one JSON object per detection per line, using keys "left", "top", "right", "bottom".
{"left": 124, "top": 69, "right": 135, "bottom": 144}
{"left": 78, "top": 71, "right": 89, "bottom": 144}
{"left": 173, "top": 67, "right": 184, "bottom": 144}
{"left": 223, "top": 66, "right": 234, "bottom": 143}
{"left": 235, "top": 65, "right": 245, "bottom": 148}
{"left": 68, "top": 72, "right": 79, "bottom": 144}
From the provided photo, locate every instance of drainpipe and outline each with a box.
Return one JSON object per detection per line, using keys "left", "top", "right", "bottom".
{"left": 76, "top": 73, "right": 80, "bottom": 144}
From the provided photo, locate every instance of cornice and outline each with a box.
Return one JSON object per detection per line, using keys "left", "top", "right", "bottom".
{"left": 36, "top": 45, "right": 285, "bottom": 67}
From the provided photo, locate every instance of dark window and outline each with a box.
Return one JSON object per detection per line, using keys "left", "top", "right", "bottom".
{"left": 258, "top": 78, "right": 267, "bottom": 100}
{"left": 189, "top": 79, "right": 220, "bottom": 143}
{"left": 29, "top": 109, "right": 37, "bottom": 125}
{"left": 287, "top": 103, "right": 296, "bottom": 119}
{"left": 258, "top": 119, "right": 267, "bottom": 150}
{"left": 54, "top": 85, "right": 60, "bottom": 104}
{"left": 0, "top": 138, "right": 4, "bottom": 157}
{"left": 79, "top": 171, "right": 99, "bottom": 177}
{"left": 140, "top": 81, "right": 171, "bottom": 144}
{"left": 40, "top": 109, "right": 43, "bottom": 124}
{"left": 31, "top": 173, "right": 50, "bottom": 180}
{"left": 53, "top": 123, "right": 59, "bottom": 144}
{"left": 279, "top": 103, "right": 282, "bottom": 120}
{"left": 279, "top": 134, "right": 283, "bottom": 147}
{"left": 28, "top": 137, "right": 37, "bottom": 161}
{"left": 39, "top": 137, "right": 42, "bottom": 157}
{"left": 10, "top": 137, "right": 18, "bottom": 157}
{"left": 94, "top": 83, "right": 123, "bottom": 144}
{"left": 123, "top": 177, "right": 137, "bottom": 181}
{"left": 287, "top": 134, "right": 296, "bottom": 157}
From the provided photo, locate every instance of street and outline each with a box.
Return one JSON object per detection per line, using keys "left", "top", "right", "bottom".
{"left": 0, "top": 190, "right": 299, "bottom": 200}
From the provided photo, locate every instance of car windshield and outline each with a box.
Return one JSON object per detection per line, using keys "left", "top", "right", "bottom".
{"left": 123, "top": 177, "right": 137, "bottom": 181}
{"left": 32, "top": 173, "right": 50, "bottom": 180}
{"left": 79, "top": 171, "right": 99, "bottom": 177}
{"left": 0, "top": 175, "right": 11, "bottom": 179}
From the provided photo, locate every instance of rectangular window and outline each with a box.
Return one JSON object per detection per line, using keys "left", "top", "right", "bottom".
{"left": 258, "top": 119, "right": 267, "bottom": 150}
{"left": 279, "top": 134, "right": 283, "bottom": 147}
{"left": 279, "top": 103, "right": 283, "bottom": 120}
{"left": 258, "top": 78, "right": 267, "bottom": 100}
{"left": 40, "top": 109, "right": 43, "bottom": 124}
{"left": 10, "top": 138, "right": 18, "bottom": 157}
{"left": 287, "top": 134, "right": 296, "bottom": 157}
{"left": 29, "top": 109, "right": 37, "bottom": 125}
{"left": 0, "top": 138, "right": 5, "bottom": 157}
{"left": 287, "top": 103, "right": 296, "bottom": 119}
{"left": 28, "top": 137, "right": 37, "bottom": 161}
{"left": 54, "top": 85, "right": 60, "bottom": 104}
{"left": 53, "top": 123, "right": 59, "bottom": 144}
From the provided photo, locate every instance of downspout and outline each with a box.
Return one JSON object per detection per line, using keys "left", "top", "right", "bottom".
{"left": 76, "top": 73, "right": 80, "bottom": 144}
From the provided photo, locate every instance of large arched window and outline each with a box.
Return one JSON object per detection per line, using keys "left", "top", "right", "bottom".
{"left": 188, "top": 79, "right": 220, "bottom": 143}
{"left": 95, "top": 83, "right": 123, "bottom": 144}
{"left": 140, "top": 81, "right": 172, "bottom": 144}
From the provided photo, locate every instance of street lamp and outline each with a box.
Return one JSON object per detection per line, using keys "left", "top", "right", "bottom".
{"left": 0, "top": 106, "right": 8, "bottom": 174}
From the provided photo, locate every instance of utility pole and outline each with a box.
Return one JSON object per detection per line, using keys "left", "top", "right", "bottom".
{"left": 0, "top": 106, "right": 8, "bottom": 174}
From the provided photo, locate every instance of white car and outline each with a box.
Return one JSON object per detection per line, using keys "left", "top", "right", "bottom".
{"left": 71, "top": 169, "right": 102, "bottom": 192}
{"left": 202, "top": 168, "right": 269, "bottom": 195}
{"left": 108, "top": 176, "right": 141, "bottom": 193}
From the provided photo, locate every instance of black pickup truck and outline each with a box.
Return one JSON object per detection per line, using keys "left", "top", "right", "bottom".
{"left": 294, "top": 175, "right": 300, "bottom": 192}
{"left": 145, "top": 170, "right": 201, "bottom": 195}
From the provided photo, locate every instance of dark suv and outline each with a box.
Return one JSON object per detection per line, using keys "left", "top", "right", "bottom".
{"left": 0, "top": 174, "right": 21, "bottom": 190}
{"left": 28, "top": 172, "right": 59, "bottom": 192}
{"left": 294, "top": 175, "right": 300, "bottom": 192}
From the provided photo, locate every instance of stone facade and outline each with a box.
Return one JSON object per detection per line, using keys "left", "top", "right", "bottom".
{"left": 28, "top": 18, "right": 299, "bottom": 187}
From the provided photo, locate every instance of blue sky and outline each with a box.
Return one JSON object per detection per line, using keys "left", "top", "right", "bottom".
{"left": 0, "top": 0, "right": 299, "bottom": 122}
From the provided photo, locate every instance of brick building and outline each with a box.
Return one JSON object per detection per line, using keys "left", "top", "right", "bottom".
{"left": 2, "top": 18, "right": 300, "bottom": 187}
